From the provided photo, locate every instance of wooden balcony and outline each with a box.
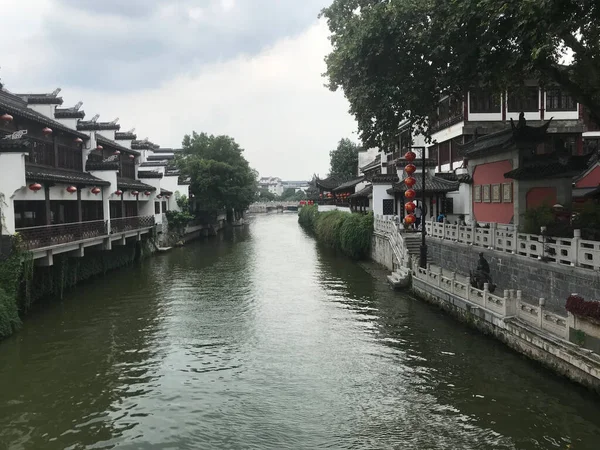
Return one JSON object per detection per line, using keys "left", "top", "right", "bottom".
{"left": 110, "top": 215, "right": 155, "bottom": 234}
{"left": 16, "top": 220, "right": 108, "bottom": 251}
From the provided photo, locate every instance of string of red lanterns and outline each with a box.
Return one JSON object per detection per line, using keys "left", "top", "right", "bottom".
{"left": 404, "top": 150, "right": 418, "bottom": 226}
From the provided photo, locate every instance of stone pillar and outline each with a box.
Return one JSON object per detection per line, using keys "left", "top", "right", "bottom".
{"left": 538, "top": 298, "right": 545, "bottom": 329}
{"left": 77, "top": 188, "right": 83, "bottom": 223}
{"left": 489, "top": 222, "right": 497, "bottom": 250}
{"left": 572, "top": 229, "right": 581, "bottom": 267}
{"left": 44, "top": 185, "right": 51, "bottom": 225}
{"left": 102, "top": 186, "right": 111, "bottom": 234}
{"left": 483, "top": 283, "right": 489, "bottom": 310}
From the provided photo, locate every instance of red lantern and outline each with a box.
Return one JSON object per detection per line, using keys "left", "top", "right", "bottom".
{"left": 404, "top": 151, "right": 416, "bottom": 162}
{"left": 405, "top": 163, "right": 416, "bottom": 175}
{"left": 96, "top": 145, "right": 104, "bottom": 150}
{"left": 42, "top": 127, "right": 53, "bottom": 136}
{"left": 131, "top": 191, "right": 139, "bottom": 196}
{"left": 405, "top": 214, "right": 416, "bottom": 225}
{"left": 66, "top": 186, "right": 77, "bottom": 194}
{"left": 113, "top": 150, "right": 120, "bottom": 155}
{"left": 74, "top": 137, "right": 83, "bottom": 144}
{"left": 157, "top": 194, "right": 163, "bottom": 199}
{"left": 28, "top": 183, "right": 42, "bottom": 192}
{"left": 165, "top": 195, "right": 171, "bottom": 199}
{"left": 319, "top": 193, "right": 323, "bottom": 198}
{"left": 91, "top": 187, "right": 101, "bottom": 195}
{"left": 405, "top": 189, "right": 416, "bottom": 200}
{"left": 404, "top": 176, "right": 416, "bottom": 188}
{"left": 405, "top": 201, "right": 416, "bottom": 213}
{"left": 129, "top": 154, "right": 135, "bottom": 159}
{"left": 144, "top": 191, "right": 151, "bottom": 196}
{"left": 115, "top": 190, "right": 123, "bottom": 196}
{"left": 1, "top": 113, "right": 13, "bottom": 123}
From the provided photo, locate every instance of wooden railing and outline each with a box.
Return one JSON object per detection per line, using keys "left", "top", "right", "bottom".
{"left": 110, "top": 215, "right": 155, "bottom": 234}
{"left": 16, "top": 220, "right": 107, "bottom": 250}
{"left": 425, "top": 220, "right": 600, "bottom": 271}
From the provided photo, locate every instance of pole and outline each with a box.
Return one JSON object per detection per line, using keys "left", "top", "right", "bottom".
{"left": 419, "top": 146, "right": 428, "bottom": 268}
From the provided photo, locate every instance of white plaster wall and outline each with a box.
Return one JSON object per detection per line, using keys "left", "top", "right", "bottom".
{"left": 28, "top": 104, "right": 55, "bottom": 119}
{"left": 97, "top": 129, "right": 116, "bottom": 140}
{"left": 161, "top": 175, "right": 182, "bottom": 211}
{"left": 137, "top": 177, "right": 162, "bottom": 223}
{"left": 88, "top": 170, "right": 117, "bottom": 227}
{"left": 372, "top": 184, "right": 394, "bottom": 216}
{"left": 55, "top": 117, "right": 78, "bottom": 130}
{"left": 0, "top": 152, "right": 27, "bottom": 234}
{"left": 445, "top": 183, "right": 472, "bottom": 223}
{"left": 431, "top": 122, "right": 465, "bottom": 144}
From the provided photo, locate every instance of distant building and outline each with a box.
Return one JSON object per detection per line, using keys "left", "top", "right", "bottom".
{"left": 259, "top": 177, "right": 283, "bottom": 196}
{"left": 281, "top": 180, "right": 309, "bottom": 192}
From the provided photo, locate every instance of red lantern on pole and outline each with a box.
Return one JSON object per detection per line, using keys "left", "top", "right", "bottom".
{"left": 91, "top": 187, "right": 101, "bottom": 195}
{"left": 28, "top": 183, "right": 42, "bottom": 192}
{"left": 404, "top": 151, "right": 416, "bottom": 162}
{"left": 66, "top": 186, "right": 77, "bottom": 194}
{"left": 115, "top": 190, "right": 123, "bottom": 196}
{"left": 404, "top": 214, "right": 416, "bottom": 225}
{"left": 42, "top": 127, "right": 53, "bottom": 136}
{"left": 1, "top": 113, "right": 14, "bottom": 123}
{"left": 405, "top": 189, "right": 416, "bottom": 200}
{"left": 405, "top": 163, "right": 416, "bottom": 175}
{"left": 405, "top": 201, "right": 416, "bottom": 213}
{"left": 131, "top": 191, "right": 139, "bottom": 196}
{"left": 404, "top": 176, "right": 416, "bottom": 188}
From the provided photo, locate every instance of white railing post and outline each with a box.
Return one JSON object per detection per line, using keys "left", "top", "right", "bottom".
{"left": 489, "top": 222, "right": 497, "bottom": 249}
{"left": 483, "top": 283, "right": 489, "bottom": 310}
{"left": 451, "top": 271, "right": 456, "bottom": 294}
{"left": 572, "top": 229, "right": 581, "bottom": 267}
{"left": 538, "top": 298, "right": 545, "bottom": 329}
{"left": 502, "top": 290, "right": 509, "bottom": 318}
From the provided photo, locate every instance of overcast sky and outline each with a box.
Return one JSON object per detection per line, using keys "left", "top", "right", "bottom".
{"left": 0, "top": 0, "right": 358, "bottom": 180}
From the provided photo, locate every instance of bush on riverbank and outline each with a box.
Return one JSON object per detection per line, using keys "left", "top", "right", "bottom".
{"left": 299, "top": 205, "right": 373, "bottom": 260}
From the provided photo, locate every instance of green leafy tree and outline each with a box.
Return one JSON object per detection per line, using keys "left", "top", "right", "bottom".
{"left": 321, "top": 0, "right": 600, "bottom": 148}
{"left": 178, "top": 132, "right": 257, "bottom": 212}
{"left": 258, "top": 189, "right": 277, "bottom": 202}
{"left": 329, "top": 138, "right": 361, "bottom": 180}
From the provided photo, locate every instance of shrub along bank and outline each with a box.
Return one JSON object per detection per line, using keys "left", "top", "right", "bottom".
{"left": 298, "top": 205, "right": 373, "bottom": 260}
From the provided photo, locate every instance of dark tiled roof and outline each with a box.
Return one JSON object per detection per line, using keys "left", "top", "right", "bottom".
{"left": 96, "top": 134, "right": 140, "bottom": 156}
{"left": 0, "top": 137, "right": 31, "bottom": 152}
{"left": 504, "top": 155, "right": 591, "bottom": 180}
{"left": 395, "top": 157, "right": 437, "bottom": 168}
{"left": 140, "top": 161, "right": 168, "bottom": 167}
{"left": 77, "top": 119, "right": 121, "bottom": 131}
{"left": 387, "top": 174, "right": 459, "bottom": 194}
{"left": 153, "top": 148, "right": 182, "bottom": 154}
{"left": 86, "top": 160, "right": 119, "bottom": 171}
{"left": 137, "top": 170, "right": 163, "bottom": 179}
{"left": 115, "top": 131, "right": 137, "bottom": 140}
{"left": 131, "top": 139, "right": 160, "bottom": 150}
{"left": 371, "top": 174, "right": 399, "bottom": 184}
{"left": 348, "top": 184, "right": 372, "bottom": 199}
{"left": 164, "top": 169, "right": 180, "bottom": 176}
{"left": 0, "top": 90, "right": 89, "bottom": 138}
{"left": 117, "top": 177, "right": 155, "bottom": 191}
{"left": 25, "top": 164, "right": 110, "bottom": 186}
{"left": 333, "top": 177, "right": 365, "bottom": 192}
{"left": 16, "top": 90, "right": 64, "bottom": 105}
{"left": 55, "top": 105, "right": 85, "bottom": 119}
{"left": 584, "top": 186, "right": 600, "bottom": 198}
{"left": 361, "top": 154, "right": 381, "bottom": 172}
{"left": 315, "top": 176, "right": 343, "bottom": 190}
{"left": 435, "top": 172, "right": 473, "bottom": 184}
{"left": 147, "top": 153, "right": 174, "bottom": 161}
{"left": 160, "top": 188, "right": 173, "bottom": 195}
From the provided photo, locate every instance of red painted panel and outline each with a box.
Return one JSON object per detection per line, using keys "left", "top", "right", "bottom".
{"left": 575, "top": 165, "right": 600, "bottom": 188}
{"left": 472, "top": 160, "right": 513, "bottom": 224}
{"left": 526, "top": 187, "right": 557, "bottom": 209}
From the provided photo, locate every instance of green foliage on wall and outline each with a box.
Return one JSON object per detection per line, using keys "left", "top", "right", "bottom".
{"left": 298, "top": 205, "right": 373, "bottom": 260}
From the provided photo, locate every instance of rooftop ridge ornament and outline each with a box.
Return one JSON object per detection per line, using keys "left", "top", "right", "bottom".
{"left": 3, "top": 130, "right": 28, "bottom": 140}
{"left": 91, "top": 114, "right": 100, "bottom": 122}
{"left": 128, "top": 128, "right": 136, "bottom": 133}
{"left": 73, "top": 101, "right": 83, "bottom": 110}
{"left": 51, "top": 88, "right": 62, "bottom": 97}
{"left": 109, "top": 117, "right": 119, "bottom": 125}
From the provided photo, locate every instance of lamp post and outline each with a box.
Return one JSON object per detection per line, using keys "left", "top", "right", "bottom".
{"left": 415, "top": 146, "right": 427, "bottom": 268}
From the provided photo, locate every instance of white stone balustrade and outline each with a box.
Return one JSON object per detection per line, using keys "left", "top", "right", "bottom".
{"left": 425, "top": 220, "right": 600, "bottom": 271}
{"left": 413, "top": 261, "right": 569, "bottom": 340}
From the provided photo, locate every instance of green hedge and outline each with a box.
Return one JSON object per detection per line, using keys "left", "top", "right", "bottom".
{"left": 299, "top": 205, "right": 373, "bottom": 260}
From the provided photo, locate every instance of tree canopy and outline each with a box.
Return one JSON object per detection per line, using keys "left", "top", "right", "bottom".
{"left": 321, "top": 0, "right": 600, "bottom": 148}
{"left": 178, "top": 132, "right": 257, "bottom": 212}
{"left": 329, "top": 138, "right": 361, "bottom": 180}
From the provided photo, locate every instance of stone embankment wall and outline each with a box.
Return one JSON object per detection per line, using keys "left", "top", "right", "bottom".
{"left": 371, "top": 234, "right": 394, "bottom": 271}
{"left": 427, "top": 239, "right": 600, "bottom": 311}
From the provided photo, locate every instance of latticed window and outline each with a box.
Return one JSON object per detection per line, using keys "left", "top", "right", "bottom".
{"left": 382, "top": 199, "right": 394, "bottom": 215}
{"left": 508, "top": 87, "right": 539, "bottom": 112}
{"left": 27, "top": 139, "right": 55, "bottom": 166}
{"left": 438, "top": 141, "right": 450, "bottom": 165}
{"left": 57, "top": 145, "right": 83, "bottom": 170}
{"left": 546, "top": 88, "right": 577, "bottom": 111}
{"left": 470, "top": 89, "right": 501, "bottom": 113}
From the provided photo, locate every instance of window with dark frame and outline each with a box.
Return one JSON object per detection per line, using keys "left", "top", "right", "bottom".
{"left": 507, "top": 87, "right": 539, "bottom": 112}
{"left": 469, "top": 88, "right": 501, "bottom": 114}
{"left": 155, "top": 202, "right": 160, "bottom": 214}
{"left": 382, "top": 199, "right": 394, "bottom": 215}
{"left": 546, "top": 88, "right": 577, "bottom": 111}
{"left": 438, "top": 141, "right": 450, "bottom": 165}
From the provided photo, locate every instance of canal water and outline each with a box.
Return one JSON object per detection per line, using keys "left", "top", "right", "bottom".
{"left": 1, "top": 214, "right": 599, "bottom": 450}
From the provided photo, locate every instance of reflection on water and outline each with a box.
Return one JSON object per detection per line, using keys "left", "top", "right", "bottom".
{"left": 0, "top": 213, "right": 599, "bottom": 449}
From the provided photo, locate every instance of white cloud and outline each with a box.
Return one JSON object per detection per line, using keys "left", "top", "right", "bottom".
{"left": 3, "top": 20, "right": 357, "bottom": 180}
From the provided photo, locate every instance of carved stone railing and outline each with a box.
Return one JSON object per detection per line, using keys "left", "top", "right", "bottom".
{"left": 16, "top": 220, "right": 108, "bottom": 250}
{"left": 412, "top": 259, "right": 569, "bottom": 340}
{"left": 425, "top": 220, "right": 600, "bottom": 271}
{"left": 110, "top": 215, "right": 155, "bottom": 234}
